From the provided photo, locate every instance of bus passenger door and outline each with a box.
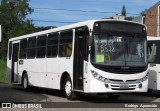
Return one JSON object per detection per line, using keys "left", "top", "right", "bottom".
{"left": 11, "top": 42, "right": 19, "bottom": 83}
{"left": 74, "top": 27, "right": 89, "bottom": 90}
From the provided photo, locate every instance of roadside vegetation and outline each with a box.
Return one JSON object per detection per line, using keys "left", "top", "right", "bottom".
{"left": 0, "top": 59, "right": 7, "bottom": 83}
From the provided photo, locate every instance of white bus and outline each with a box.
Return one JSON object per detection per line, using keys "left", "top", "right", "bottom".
{"left": 147, "top": 36, "right": 160, "bottom": 92}
{"left": 7, "top": 19, "right": 148, "bottom": 100}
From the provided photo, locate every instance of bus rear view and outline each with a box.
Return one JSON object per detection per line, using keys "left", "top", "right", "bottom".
{"left": 88, "top": 21, "right": 148, "bottom": 93}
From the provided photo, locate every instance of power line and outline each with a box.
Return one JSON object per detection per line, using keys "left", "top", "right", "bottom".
{"left": 32, "top": 7, "right": 160, "bottom": 17}
{"left": 31, "top": 0, "right": 157, "bottom": 4}
{"left": 32, "top": 7, "right": 138, "bottom": 16}
{"left": 32, "top": 19, "right": 76, "bottom": 24}
{"left": 34, "top": 11, "right": 111, "bottom": 17}
{"left": 32, "top": 7, "right": 117, "bottom": 14}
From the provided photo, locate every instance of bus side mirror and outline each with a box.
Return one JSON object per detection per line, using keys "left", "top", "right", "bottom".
{"left": 88, "top": 36, "right": 92, "bottom": 46}
{"left": 0, "top": 25, "right": 1, "bottom": 42}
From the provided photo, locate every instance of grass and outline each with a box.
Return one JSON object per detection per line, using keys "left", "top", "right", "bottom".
{"left": 0, "top": 59, "right": 7, "bottom": 83}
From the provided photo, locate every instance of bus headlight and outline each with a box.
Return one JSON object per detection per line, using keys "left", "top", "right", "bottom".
{"left": 91, "top": 70, "right": 110, "bottom": 83}
{"left": 138, "top": 73, "right": 148, "bottom": 83}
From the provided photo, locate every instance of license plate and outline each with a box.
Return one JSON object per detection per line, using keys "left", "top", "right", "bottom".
{"left": 120, "top": 84, "right": 129, "bottom": 89}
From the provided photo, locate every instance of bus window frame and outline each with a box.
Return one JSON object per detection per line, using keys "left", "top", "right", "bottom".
{"left": 59, "top": 30, "right": 73, "bottom": 57}
{"left": 47, "top": 32, "right": 59, "bottom": 58}
{"left": 27, "top": 37, "right": 37, "bottom": 59}
{"left": 19, "top": 38, "right": 28, "bottom": 59}
{"left": 147, "top": 40, "right": 160, "bottom": 64}
{"left": 36, "top": 34, "right": 47, "bottom": 58}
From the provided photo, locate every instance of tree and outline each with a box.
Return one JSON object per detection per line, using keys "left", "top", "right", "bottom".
{"left": 0, "top": 0, "right": 36, "bottom": 59}
{"left": 125, "top": 16, "right": 134, "bottom": 21}
{"left": 121, "top": 5, "right": 126, "bottom": 16}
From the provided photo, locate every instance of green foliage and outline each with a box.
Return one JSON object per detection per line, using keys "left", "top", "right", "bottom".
{"left": 0, "top": 59, "right": 7, "bottom": 83}
{"left": 0, "top": 0, "right": 36, "bottom": 59}
{"left": 121, "top": 5, "right": 126, "bottom": 16}
{"left": 125, "top": 16, "right": 134, "bottom": 21}
{"left": 121, "top": 5, "right": 134, "bottom": 21}
{"left": 35, "top": 26, "right": 57, "bottom": 31}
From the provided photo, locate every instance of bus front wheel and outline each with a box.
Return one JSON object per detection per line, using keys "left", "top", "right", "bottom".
{"left": 22, "top": 74, "right": 31, "bottom": 91}
{"left": 64, "top": 76, "right": 76, "bottom": 100}
{"left": 107, "top": 94, "right": 120, "bottom": 100}
{"left": 147, "top": 89, "right": 153, "bottom": 93}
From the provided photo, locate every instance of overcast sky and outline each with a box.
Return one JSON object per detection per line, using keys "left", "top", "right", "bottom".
{"left": 27, "top": 0, "right": 160, "bottom": 27}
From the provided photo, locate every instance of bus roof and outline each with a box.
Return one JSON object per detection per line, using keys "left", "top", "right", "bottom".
{"left": 9, "top": 19, "right": 145, "bottom": 41}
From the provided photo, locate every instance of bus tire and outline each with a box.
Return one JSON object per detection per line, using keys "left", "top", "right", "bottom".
{"left": 147, "top": 89, "right": 153, "bottom": 93}
{"left": 107, "top": 94, "right": 120, "bottom": 100}
{"left": 22, "top": 74, "right": 31, "bottom": 92}
{"left": 64, "top": 76, "right": 76, "bottom": 100}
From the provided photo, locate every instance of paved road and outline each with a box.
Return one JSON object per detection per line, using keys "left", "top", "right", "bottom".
{"left": 0, "top": 83, "right": 160, "bottom": 110}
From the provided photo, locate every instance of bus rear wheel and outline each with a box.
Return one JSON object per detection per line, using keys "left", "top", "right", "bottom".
{"left": 64, "top": 76, "right": 76, "bottom": 100}
{"left": 22, "top": 74, "right": 31, "bottom": 91}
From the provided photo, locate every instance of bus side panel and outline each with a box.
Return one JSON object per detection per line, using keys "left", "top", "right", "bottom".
{"left": 30, "top": 59, "right": 47, "bottom": 87}
{"left": 18, "top": 58, "right": 60, "bottom": 89}
{"left": 46, "top": 58, "right": 59, "bottom": 89}
{"left": 58, "top": 57, "right": 74, "bottom": 84}
{"left": 18, "top": 59, "right": 44, "bottom": 86}
{"left": 148, "top": 63, "right": 160, "bottom": 90}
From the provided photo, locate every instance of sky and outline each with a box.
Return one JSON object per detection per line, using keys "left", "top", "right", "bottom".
{"left": 28, "top": 0, "right": 160, "bottom": 27}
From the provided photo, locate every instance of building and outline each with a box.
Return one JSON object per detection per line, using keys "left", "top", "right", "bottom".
{"left": 140, "top": 2, "right": 160, "bottom": 37}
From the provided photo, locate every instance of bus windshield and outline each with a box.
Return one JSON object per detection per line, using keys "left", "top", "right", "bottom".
{"left": 91, "top": 34, "right": 147, "bottom": 67}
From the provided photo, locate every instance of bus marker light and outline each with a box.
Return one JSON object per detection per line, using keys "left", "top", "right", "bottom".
{"left": 139, "top": 83, "right": 142, "bottom": 88}
{"left": 91, "top": 70, "right": 95, "bottom": 74}
{"left": 105, "top": 84, "right": 109, "bottom": 88}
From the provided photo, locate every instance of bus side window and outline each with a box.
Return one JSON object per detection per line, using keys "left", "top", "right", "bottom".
{"left": 147, "top": 41, "right": 157, "bottom": 63}
{"left": 37, "top": 35, "right": 47, "bottom": 58}
{"left": 47, "top": 33, "right": 58, "bottom": 57}
{"left": 27, "top": 37, "right": 36, "bottom": 59}
{"left": 59, "top": 30, "right": 73, "bottom": 57}
{"left": 84, "top": 28, "right": 89, "bottom": 61}
{"left": 19, "top": 39, "right": 27, "bottom": 59}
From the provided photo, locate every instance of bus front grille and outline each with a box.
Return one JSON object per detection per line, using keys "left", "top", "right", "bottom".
{"left": 111, "top": 88, "right": 135, "bottom": 90}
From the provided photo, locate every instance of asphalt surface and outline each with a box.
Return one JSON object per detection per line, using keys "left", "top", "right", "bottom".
{"left": 0, "top": 83, "right": 160, "bottom": 110}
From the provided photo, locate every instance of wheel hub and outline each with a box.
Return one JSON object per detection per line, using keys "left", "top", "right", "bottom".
{"left": 23, "top": 78, "right": 27, "bottom": 88}
{"left": 65, "top": 81, "right": 72, "bottom": 96}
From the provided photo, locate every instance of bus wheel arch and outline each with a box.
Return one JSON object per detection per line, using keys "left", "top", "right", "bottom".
{"left": 60, "top": 72, "right": 70, "bottom": 90}
{"left": 60, "top": 72, "right": 77, "bottom": 100}
{"left": 21, "top": 70, "right": 27, "bottom": 84}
